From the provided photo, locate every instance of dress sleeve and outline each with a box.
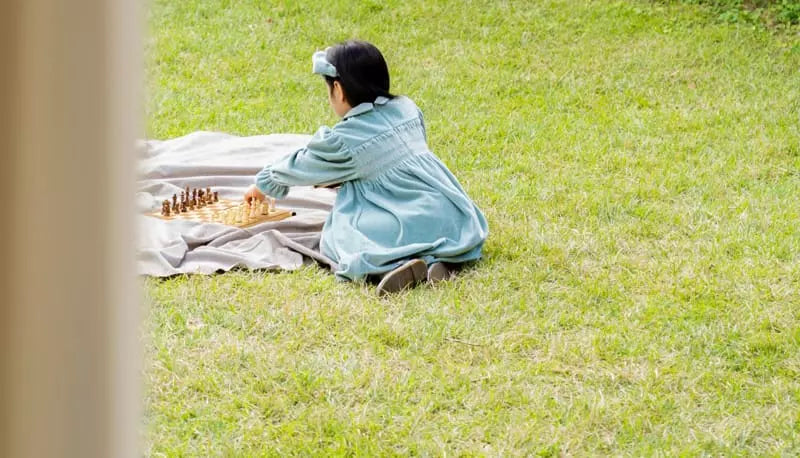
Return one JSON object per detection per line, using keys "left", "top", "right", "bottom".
{"left": 254, "top": 126, "right": 357, "bottom": 198}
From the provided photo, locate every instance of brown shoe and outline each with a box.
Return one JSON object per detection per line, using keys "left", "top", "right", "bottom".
{"left": 376, "top": 259, "right": 427, "bottom": 296}
{"left": 427, "top": 262, "right": 452, "bottom": 284}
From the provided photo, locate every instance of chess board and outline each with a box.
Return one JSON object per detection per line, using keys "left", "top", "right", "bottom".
{"left": 148, "top": 198, "right": 294, "bottom": 228}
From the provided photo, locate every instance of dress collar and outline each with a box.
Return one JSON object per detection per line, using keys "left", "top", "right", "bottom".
{"left": 343, "top": 96, "right": 390, "bottom": 120}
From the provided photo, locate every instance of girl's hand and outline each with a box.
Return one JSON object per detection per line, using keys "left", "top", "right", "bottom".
{"left": 243, "top": 184, "right": 266, "bottom": 203}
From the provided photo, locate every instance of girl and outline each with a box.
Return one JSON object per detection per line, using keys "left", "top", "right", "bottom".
{"left": 244, "top": 40, "right": 488, "bottom": 295}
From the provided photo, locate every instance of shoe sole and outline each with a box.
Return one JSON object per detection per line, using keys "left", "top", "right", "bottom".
{"left": 376, "top": 259, "right": 427, "bottom": 296}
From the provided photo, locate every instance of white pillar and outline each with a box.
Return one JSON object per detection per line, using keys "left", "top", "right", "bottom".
{"left": 0, "top": 0, "right": 141, "bottom": 457}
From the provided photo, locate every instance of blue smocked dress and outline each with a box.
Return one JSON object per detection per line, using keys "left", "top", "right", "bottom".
{"left": 255, "top": 96, "right": 488, "bottom": 280}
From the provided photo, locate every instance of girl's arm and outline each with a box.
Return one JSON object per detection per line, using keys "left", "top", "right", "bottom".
{"left": 254, "top": 126, "right": 357, "bottom": 198}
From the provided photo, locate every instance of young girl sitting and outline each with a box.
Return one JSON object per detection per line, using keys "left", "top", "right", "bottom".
{"left": 244, "top": 40, "right": 488, "bottom": 295}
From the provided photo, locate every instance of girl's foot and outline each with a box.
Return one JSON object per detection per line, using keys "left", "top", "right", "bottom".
{"left": 427, "top": 262, "right": 453, "bottom": 284}
{"left": 376, "top": 259, "right": 427, "bottom": 296}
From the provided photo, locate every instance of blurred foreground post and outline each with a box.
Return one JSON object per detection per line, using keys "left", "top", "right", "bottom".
{"left": 0, "top": 0, "right": 140, "bottom": 457}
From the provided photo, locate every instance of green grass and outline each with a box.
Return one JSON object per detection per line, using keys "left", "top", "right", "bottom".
{"left": 144, "top": 0, "right": 800, "bottom": 455}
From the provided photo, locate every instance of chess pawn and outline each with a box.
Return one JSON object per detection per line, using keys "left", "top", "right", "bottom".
{"left": 213, "top": 191, "right": 218, "bottom": 202}
{"left": 269, "top": 197, "right": 276, "bottom": 212}
{"left": 260, "top": 201, "right": 268, "bottom": 215}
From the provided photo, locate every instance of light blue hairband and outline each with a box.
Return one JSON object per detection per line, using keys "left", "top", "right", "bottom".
{"left": 312, "top": 49, "right": 338, "bottom": 78}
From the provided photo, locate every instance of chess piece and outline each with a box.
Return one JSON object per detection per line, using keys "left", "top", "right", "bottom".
{"left": 206, "top": 187, "right": 212, "bottom": 202}
{"left": 269, "top": 197, "right": 276, "bottom": 212}
{"left": 161, "top": 200, "right": 169, "bottom": 216}
{"left": 261, "top": 201, "right": 268, "bottom": 215}
{"left": 180, "top": 201, "right": 186, "bottom": 213}
{"left": 213, "top": 191, "right": 218, "bottom": 202}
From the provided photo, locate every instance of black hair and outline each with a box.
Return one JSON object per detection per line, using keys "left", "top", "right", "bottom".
{"left": 323, "top": 40, "right": 395, "bottom": 107}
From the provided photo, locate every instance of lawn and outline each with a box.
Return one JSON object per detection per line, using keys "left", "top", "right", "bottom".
{"left": 143, "top": 0, "right": 800, "bottom": 455}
